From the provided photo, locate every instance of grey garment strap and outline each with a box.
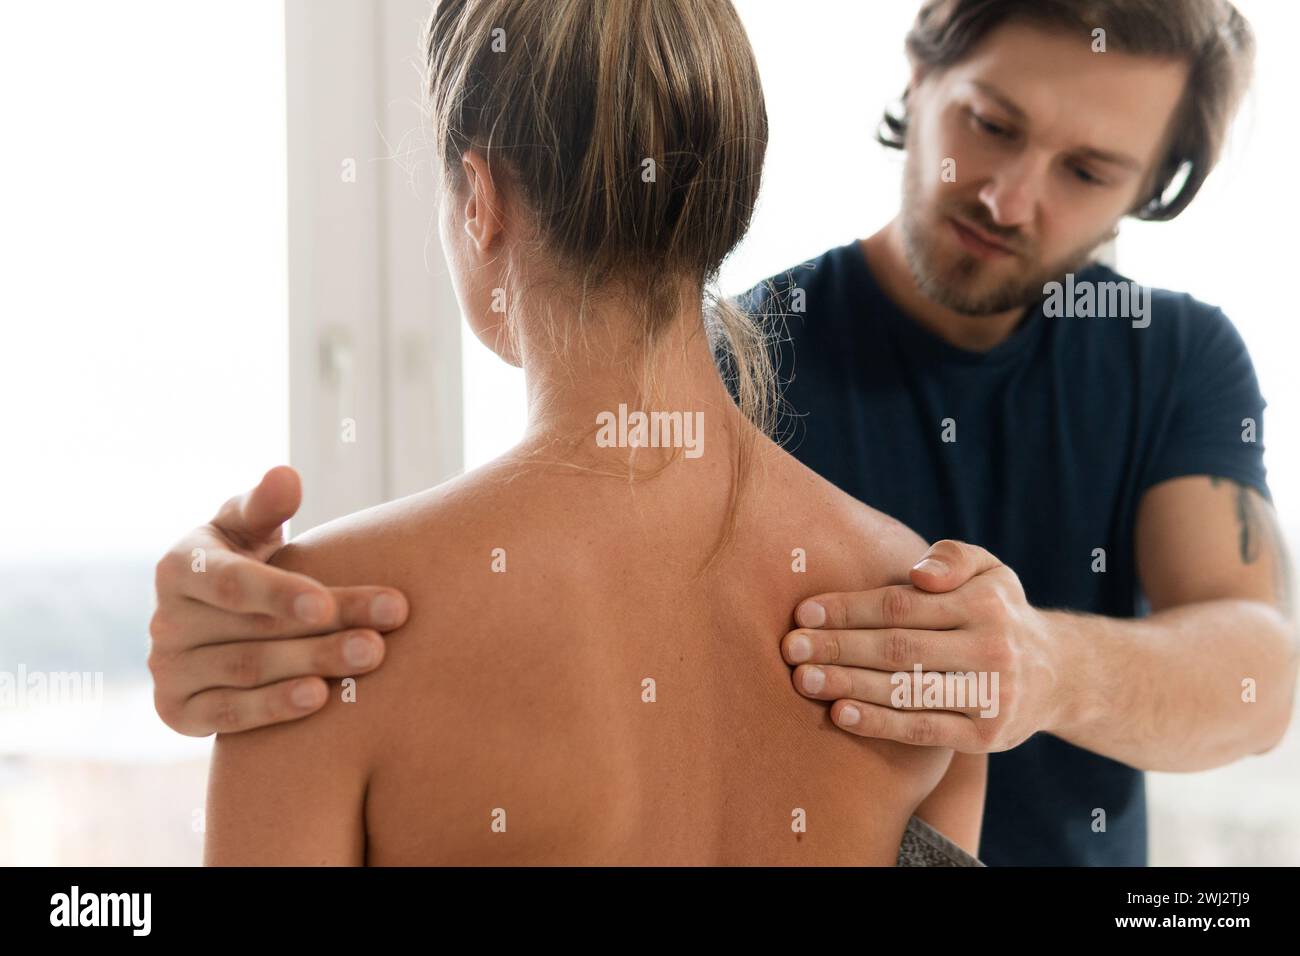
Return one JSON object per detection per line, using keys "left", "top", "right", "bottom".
{"left": 896, "top": 815, "right": 986, "bottom": 867}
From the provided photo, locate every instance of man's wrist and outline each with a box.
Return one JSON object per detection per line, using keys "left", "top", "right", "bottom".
{"left": 1036, "top": 608, "right": 1103, "bottom": 738}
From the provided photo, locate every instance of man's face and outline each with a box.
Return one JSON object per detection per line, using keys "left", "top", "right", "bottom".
{"left": 899, "top": 20, "right": 1190, "bottom": 316}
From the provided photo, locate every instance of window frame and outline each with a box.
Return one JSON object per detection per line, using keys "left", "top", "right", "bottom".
{"left": 285, "top": 0, "right": 463, "bottom": 533}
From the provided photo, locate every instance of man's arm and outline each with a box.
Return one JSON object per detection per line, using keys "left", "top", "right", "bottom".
{"left": 1049, "top": 474, "right": 1297, "bottom": 770}
{"left": 782, "top": 476, "right": 1297, "bottom": 773}
{"left": 149, "top": 466, "right": 409, "bottom": 736}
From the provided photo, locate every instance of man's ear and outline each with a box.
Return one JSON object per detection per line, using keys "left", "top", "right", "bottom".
{"left": 460, "top": 150, "right": 504, "bottom": 254}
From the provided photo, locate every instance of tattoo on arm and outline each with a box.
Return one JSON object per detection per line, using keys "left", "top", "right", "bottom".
{"left": 1209, "top": 476, "right": 1294, "bottom": 617}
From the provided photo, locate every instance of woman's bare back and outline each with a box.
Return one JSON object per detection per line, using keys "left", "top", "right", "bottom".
{"left": 270, "top": 432, "right": 955, "bottom": 865}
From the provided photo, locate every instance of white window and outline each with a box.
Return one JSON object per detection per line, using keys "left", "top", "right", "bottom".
{"left": 0, "top": 0, "right": 289, "bottom": 863}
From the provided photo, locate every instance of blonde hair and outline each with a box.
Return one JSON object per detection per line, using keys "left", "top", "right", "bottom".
{"left": 422, "top": 0, "right": 777, "bottom": 560}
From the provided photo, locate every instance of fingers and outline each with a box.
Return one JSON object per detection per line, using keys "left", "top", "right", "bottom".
{"left": 781, "top": 626, "right": 973, "bottom": 671}
{"left": 150, "top": 621, "right": 392, "bottom": 736}
{"left": 165, "top": 585, "right": 406, "bottom": 645}
{"left": 212, "top": 465, "right": 302, "bottom": 554}
{"left": 172, "top": 582, "right": 405, "bottom": 642}
{"left": 175, "top": 629, "right": 386, "bottom": 692}
{"left": 316, "top": 585, "right": 409, "bottom": 632}
{"left": 162, "top": 545, "right": 338, "bottom": 623}
{"left": 826, "top": 700, "right": 983, "bottom": 750}
{"left": 795, "top": 585, "right": 964, "bottom": 631}
{"left": 170, "top": 677, "right": 331, "bottom": 737}
{"left": 149, "top": 577, "right": 408, "bottom": 736}
{"left": 158, "top": 532, "right": 410, "bottom": 635}
{"left": 790, "top": 663, "right": 986, "bottom": 716}
{"left": 909, "top": 539, "right": 1003, "bottom": 593}
{"left": 150, "top": 470, "right": 411, "bottom": 739}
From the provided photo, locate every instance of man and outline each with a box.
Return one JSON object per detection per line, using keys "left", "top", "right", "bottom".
{"left": 150, "top": 0, "right": 1295, "bottom": 865}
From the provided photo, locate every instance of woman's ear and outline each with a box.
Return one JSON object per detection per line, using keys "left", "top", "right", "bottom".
{"left": 460, "top": 150, "right": 504, "bottom": 254}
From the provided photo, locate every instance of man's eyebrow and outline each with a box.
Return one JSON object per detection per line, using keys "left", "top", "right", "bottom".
{"left": 970, "top": 80, "right": 1143, "bottom": 171}
{"left": 1073, "top": 145, "right": 1143, "bottom": 171}
{"left": 971, "top": 81, "right": 1028, "bottom": 120}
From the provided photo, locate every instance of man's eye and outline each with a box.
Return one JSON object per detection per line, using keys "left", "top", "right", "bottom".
{"left": 1071, "top": 165, "right": 1106, "bottom": 186}
{"left": 971, "top": 112, "right": 1011, "bottom": 138}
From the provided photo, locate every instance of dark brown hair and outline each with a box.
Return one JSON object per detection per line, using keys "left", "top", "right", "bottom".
{"left": 878, "top": 0, "right": 1255, "bottom": 220}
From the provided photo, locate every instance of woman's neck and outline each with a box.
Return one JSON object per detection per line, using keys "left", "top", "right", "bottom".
{"left": 514, "top": 300, "right": 749, "bottom": 468}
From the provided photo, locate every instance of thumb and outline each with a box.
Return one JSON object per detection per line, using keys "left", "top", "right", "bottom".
{"left": 909, "top": 539, "right": 1001, "bottom": 593}
{"left": 213, "top": 465, "right": 302, "bottom": 551}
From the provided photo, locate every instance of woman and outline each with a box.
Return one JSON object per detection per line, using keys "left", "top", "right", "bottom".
{"left": 204, "top": 0, "right": 985, "bottom": 865}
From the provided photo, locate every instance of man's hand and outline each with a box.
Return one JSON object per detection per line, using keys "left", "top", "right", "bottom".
{"left": 149, "top": 465, "right": 409, "bottom": 736}
{"left": 781, "top": 539, "right": 1063, "bottom": 753}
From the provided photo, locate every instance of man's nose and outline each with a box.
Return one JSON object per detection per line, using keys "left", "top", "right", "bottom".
{"left": 977, "top": 152, "right": 1046, "bottom": 229}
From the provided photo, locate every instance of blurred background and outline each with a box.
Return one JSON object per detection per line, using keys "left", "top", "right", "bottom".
{"left": 1, "top": 0, "right": 1296, "bottom": 865}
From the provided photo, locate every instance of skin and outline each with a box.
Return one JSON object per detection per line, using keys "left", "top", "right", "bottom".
{"left": 204, "top": 149, "right": 980, "bottom": 865}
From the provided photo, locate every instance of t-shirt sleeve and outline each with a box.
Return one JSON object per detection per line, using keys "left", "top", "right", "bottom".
{"left": 1139, "top": 307, "right": 1271, "bottom": 502}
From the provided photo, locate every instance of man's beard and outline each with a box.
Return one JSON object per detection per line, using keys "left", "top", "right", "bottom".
{"left": 899, "top": 161, "right": 1111, "bottom": 317}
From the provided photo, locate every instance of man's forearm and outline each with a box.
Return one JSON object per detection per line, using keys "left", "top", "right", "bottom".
{"left": 1044, "top": 599, "right": 1298, "bottom": 771}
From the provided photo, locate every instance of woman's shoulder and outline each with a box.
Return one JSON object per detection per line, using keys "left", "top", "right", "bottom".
{"left": 751, "top": 436, "right": 930, "bottom": 587}
{"left": 268, "top": 456, "right": 599, "bottom": 701}
{"left": 270, "top": 458, "right": 554, "bottom": 586}
{"left": 206, "top": 462, "right": 565, "bottom": 865}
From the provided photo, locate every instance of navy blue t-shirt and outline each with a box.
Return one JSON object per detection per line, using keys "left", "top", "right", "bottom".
{"left": 738, "top": 240, "right": 1270, "bottom": 866}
